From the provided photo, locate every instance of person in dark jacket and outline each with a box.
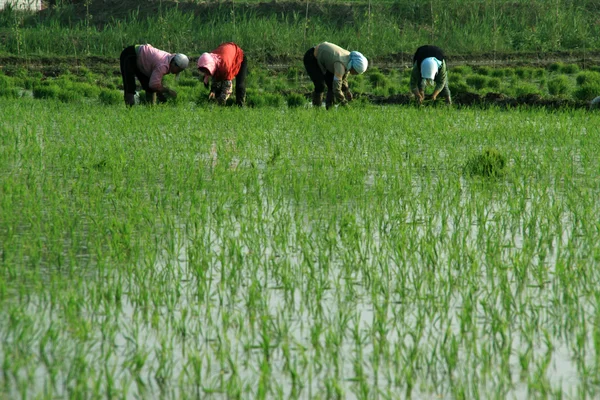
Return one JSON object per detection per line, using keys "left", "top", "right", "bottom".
{"left": 410, "top": 45, "right": 452, "bottom": 105}
{"left": 303, "top": 42, "right": 368, "bottom": 109}
{"left": 197, "top": 42, "right": 247, "bottom": 106}
{"left": 119, "top": 44, "right": 189, "bottom": 106}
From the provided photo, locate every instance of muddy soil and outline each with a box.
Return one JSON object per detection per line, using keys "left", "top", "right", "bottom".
{"left": 364, "top": 92, "right": 590, "bottom": 110}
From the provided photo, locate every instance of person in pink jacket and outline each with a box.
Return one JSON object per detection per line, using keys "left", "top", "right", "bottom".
{"left": 119, "top": 44, "right": 189, "bottom": 106}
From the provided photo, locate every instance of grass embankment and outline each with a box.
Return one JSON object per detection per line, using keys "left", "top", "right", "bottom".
{"left": 0, "top": 0, "right": 599, "bottom": 62}
{"left": 2, "top": 99, "right": 600, "bottom": 398}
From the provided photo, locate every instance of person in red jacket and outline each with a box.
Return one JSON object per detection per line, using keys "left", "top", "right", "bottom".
{"left": 197, "top": 42, "right": 247, "bottom": 106}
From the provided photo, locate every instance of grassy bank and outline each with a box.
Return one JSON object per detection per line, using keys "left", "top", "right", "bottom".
{"left": 0, "top": 0, "right": 599, "bottom": 61}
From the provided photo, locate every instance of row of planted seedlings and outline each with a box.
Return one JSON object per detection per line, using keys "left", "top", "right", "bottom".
{"left": 2, "top": 99, "right": 600, "bottom": 398}
{"left": 1, "top": 60, "right": 600, "bottom": 108}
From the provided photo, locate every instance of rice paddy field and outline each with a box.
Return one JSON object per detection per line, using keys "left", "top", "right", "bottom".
{"left": 2, "top": 0, "right": 600, "bottom": 399}
{"left": 2, "top": 98, "right": 600, "bottom": 399}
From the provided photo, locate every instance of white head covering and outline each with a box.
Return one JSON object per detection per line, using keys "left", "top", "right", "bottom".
{"left": 172, "top": 53, "right": 190, "bottom": 69}
{"left": 421, "top": 57, "right": 440, "bottom": 80}
{"left": 348, "top": 51, "right": 368, "bottom": 74}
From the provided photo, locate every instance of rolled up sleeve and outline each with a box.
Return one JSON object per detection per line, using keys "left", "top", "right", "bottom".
{"left": 333, "top": 63, "right": 347, "bottom": 104}
{"left": 149, "top": 65, "right": 169, "bottom": 91}
{"left": 434, "top": 61, "right": 448, "bottom": 92}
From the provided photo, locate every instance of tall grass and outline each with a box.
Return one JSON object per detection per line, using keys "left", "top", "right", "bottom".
{"left": 0, "top": 0, "right": 598, "bottom": 59}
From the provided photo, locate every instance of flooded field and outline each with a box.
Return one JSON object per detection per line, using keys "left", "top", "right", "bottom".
{"left": 1, "top": 99, "right": 600, "bottom": 398}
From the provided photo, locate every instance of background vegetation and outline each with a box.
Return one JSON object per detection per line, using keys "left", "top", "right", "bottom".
{"left": 0, "top": 0, "right": 599, "bottom": 62}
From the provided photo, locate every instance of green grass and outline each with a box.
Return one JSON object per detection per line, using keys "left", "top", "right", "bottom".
{"left": 0, "top": 61, "right": 596, "bottom": 108}
{"left": 2, "top": 98, "right": 600, "bottom": 398}
{"left": 0, "top": 0, "right": 599, "bottom": 60}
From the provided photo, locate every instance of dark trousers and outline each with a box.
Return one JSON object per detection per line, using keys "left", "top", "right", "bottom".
{"left": 235, "top": 55, "right": 248, "bottom": 106}
{"left": 303, "top": 48, "right": 334, "bottom": 96}
{"left": 119, "top": 46, "right": 165, "bottom": 102}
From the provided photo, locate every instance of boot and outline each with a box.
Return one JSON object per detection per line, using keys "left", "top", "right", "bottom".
{"left": 325, "top": 91, "right": 334, "bottom": 110}
{"left": 124, "top": 93, "right": 135, "bottom": 107}
{"left": 312, "top": 92, "right": 323, "bottom": 107}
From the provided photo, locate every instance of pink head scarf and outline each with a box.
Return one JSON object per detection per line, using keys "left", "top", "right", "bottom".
{"left": 197, "top": 52, "right": 218, "bottom": 85}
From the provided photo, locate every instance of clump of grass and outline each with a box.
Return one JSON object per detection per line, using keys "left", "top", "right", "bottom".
{"left": 33, "top": 84, "right": 60, "bottom": 99}
{"left": 547, "top": 76, "right": 570, "bottom": 96}
{"left": 98, "top": 89, "right": 122, "bottom": 105}
{"left": 466, "top": 74, "right": 488, "bottom": 90}
{"left": 573, "top": 71, "right": 600, "bottom": 101}
{"left": 575, "top": 71, "right": 600, "bottom": 86}
{"left": 487, "top": 77, "right": 501, "bottom": 90}
{"left": 451, "top": 65, "right": 472, "bottom": 76}
{"left": 464, "top": 148, "right": 506, "bottom": 177}
{"left": 573, "top": 84, "right": 600, "bottom": 101}
{"left": 177, "top": 77, "right": 199, "bottom": 87}
{"left": 0, "top": 74, "right": 13, "bottom": 89}
{"left": 511, "top": 82, "right": 542, "bottom": 97}
{"left": 515, "top": 67, "right": 534, "bottom": 79}
{"left": 369, "top": 71, "right": 388, "bottom": 89}
{"left": 286, "top": 93, "right": 305, "bottom": 108}
{"left": 264, "top": 93, "right": 284, "bottom": 107}
{"left": 0, "top": 87, "right": 20, "bottom": 98}
{"left": 449, "top": 79, "right": 469, "bottom": 95}
{"left": 561, "top": 64, "right": 580, "bottom": 74}
{"left": 548, "top": 62, "right": 564, "bottom": 72}
{"left": 247, "top": 92, "right": 265, "bottom": 108}
{"left": 476, "top": 66, "right": 492, "bottom": 76}
{"left": 58, "top": 89, "right": 79, "bottom": 103}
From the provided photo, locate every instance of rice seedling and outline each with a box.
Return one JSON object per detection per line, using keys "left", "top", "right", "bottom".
{"left": 1, "top": 96, "right": 600, "bottom": 398}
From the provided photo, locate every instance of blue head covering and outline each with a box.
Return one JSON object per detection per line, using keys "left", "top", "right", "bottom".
{"left": 348, "top": 51, "right": 368, "bottom": 74}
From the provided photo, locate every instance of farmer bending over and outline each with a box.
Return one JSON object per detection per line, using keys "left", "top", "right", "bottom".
{"left": 303, "top": 42, "right": 368, "bottom": 109}
{"left": 410, "top": 45, "right": 452, "bottom": 105}
{"left": 197, "top": 42, "right": 247, "bottom": 106}
{"left": 120, "top": 44, "right": 189, "bottom": 106}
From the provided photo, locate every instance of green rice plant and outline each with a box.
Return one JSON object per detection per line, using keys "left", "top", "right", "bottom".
{"left": 1, "top": 98, "right": 600, "bottom": 399}
{"left": 573, "top": 84, "right": 600, "bottom": 102}
{"left": 176, "top": 77, "right": 200, "bottom": 87}
{"left": 73, "top": 82, "right": 101, "bottom": 98}
{"left": 547, "top": 75, "right": 571, "bottom": 96}
{"left": 369, "top": 70, "right": 388, "bottom": 89}
{"left": 0, "top": 87, "right": 20, "bottom": 98}
{"left": 263, "top": 93, "right": 284, "bottom": 107}
{"left": 490, "top": 69, "right": 506, "bottom": 78}
{"left": 573, "top": 71, "right": 600, "bottom": 101}
{"left": 511, "top": 82, "right": 542, "bottom": 97}
{"left": 515, "top": 67, "right": 534, "bottom": 79}
{"left": 466, "top": 74, "right": 488, "bottom": 90}
{"left": 449, "top": 79, "right": 469, "bottom": 95}
{"left": 286, "top": 93, "right": 305, "bottom": 108}
{"left": 0, "top": 74, "right": 13, "bottom": 89}
{"left": 548, "top": 62, "right": 564, "bottom": 72}
{"left": 463, "top": 148, "right": 506, "bottom": 177}
{"left": 450, "top": 65, "right": 472, "bottom": 76}
{"left": 32, "top": 84, "right": 60, "bottom": 99}
{"left": 58, "top": 89, "right": 79, "bottom": 103}
{"left": 575, "top": 71, "right": 600, "bottom": 86}
{"left": 487, "top": 77, "right": 501, "bottom": 90}
{"left": 98, "top": 89, "right": 122, "bottom": 105}
{"left": 560, "top": 64, "right": 580, "bottom": 74}
{"left": 476, "top": 66, "right": 492, "bottom": 76}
